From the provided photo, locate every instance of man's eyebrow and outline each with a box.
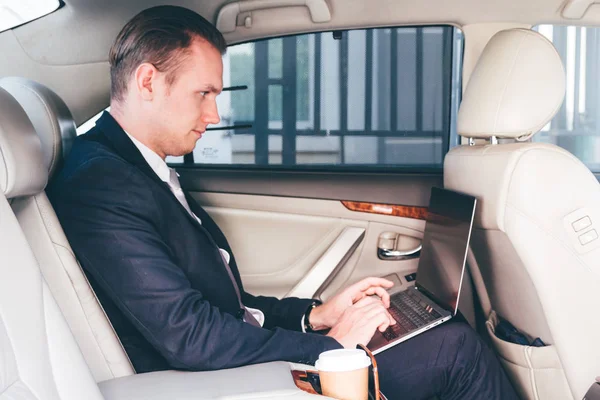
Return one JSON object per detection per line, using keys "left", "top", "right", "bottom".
{"left": 203, "top": 84, "right": 222, "bottom": 94}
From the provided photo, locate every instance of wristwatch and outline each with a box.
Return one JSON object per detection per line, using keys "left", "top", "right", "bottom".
{"left": 303, "top": 300, "right": 322, "bottom": 332}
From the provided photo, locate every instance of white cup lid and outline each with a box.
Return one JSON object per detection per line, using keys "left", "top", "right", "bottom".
{"left": 315, "top": 349, "right": 371, "bottom": 372}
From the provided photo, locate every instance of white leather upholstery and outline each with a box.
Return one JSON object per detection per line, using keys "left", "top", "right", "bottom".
{"left": 0, "top": 86, "right": 105, "bottom": 400}
{"left": 99, "top": 362, "right": 330, "bottom": 400}
{"left": 0, "top": 87, "right": 47, "bottom": 198}
{"left": 458, "top": 28, "right": 565, "bottom": 141}
{"left": 10, "top": 193, "right": 137, "bottom": 382}
{"left": 0, "top": 194, "right": 106, "bottom": 400}
{"left": 0, "top": 78, "right": 136, "bottom": 382}
{"left": 445, "top": 28, "right": 599, "bottom": 399}
{"left": 0, "top": 85, "right": 325, "bottom": 399}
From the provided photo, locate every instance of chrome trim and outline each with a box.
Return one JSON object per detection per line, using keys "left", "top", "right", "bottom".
{"left": 377, "top": 245, "right": 422, "bottom": 261}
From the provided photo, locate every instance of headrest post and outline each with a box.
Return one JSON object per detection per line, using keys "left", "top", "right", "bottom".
{"left": 468, "top": 138, "right": 476, "bottom": 146}
{"left": 490, "top": 136, "right": 498, "bottom": 145}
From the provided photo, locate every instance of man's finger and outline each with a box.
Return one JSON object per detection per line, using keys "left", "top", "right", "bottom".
{"left": 352, "top": 277, "right": 394, "bottom": 292}
{"left": 369, "top": 312, "right": 391, "bottom": 333}
{"left": 363, "top": 286, "right": 391, "bottom": 308}
{"left": 355, "top": 277, "right": 394, "bottom": 292}
{"left": 355, "top": 298, "right": 384, "bottom": 312}
{"left": 362, "top": 301, "right": 389, "bottom": 320}
{"left": 387, "top": 310, "right": 396, "bottom": 325}
{"left": 353, "top": 296, "right": 379, "bottom": 308}
{"left": 350, "top": 277, "right": 394, "bottom": 303}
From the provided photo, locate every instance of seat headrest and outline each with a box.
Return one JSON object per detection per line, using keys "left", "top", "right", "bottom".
{"left": 0, "top": 77, "right": 76, "bottom": 179}
{"left": 0, "top": 87, "right": 47, "bottom": 198}
{"left": 458, "top": 29, "right": 566, "bottom": 141}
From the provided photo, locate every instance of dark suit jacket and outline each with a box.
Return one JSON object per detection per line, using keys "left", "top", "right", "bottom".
{"left": 48, "top": 112, "right": 341, "bottom": 373}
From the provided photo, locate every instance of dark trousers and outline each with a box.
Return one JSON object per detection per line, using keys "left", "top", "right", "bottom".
{"left": 375, "top": 321, "right": 519, "bottom": 400}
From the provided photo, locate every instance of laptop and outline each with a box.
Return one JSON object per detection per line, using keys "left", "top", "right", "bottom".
{"left": 368, "top": 187, "right": 477, "bottom": 355}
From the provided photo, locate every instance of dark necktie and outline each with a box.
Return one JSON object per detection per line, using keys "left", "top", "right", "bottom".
{"left": 218, "top": 253, "right": 261, "bottom": 327}
{"left": 168, "top": 168, "right": 260, "bottom": 327}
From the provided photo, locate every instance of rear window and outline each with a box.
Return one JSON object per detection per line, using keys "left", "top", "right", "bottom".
{"left": 0, "top": 0, "right": 60, "bottom": 33}
{"left": 534, "top": 25, "right": 600, "bottom": 173}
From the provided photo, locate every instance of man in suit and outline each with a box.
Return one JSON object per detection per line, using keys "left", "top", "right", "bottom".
{"left": 49, "top": 6, "right": 518, "bottom": 399}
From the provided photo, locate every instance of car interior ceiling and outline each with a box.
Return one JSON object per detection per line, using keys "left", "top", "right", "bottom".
{"left": 1, "top": 0, "right": 600, "bottom": 400}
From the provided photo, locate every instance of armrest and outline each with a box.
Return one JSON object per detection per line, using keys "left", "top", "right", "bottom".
{"left": 99, "top": 361, "right": 332, "bottom": 400}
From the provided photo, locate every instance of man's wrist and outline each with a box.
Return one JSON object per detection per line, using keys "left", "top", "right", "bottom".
{"left": 305, "top": 301, "right": 328, "bottom": 331}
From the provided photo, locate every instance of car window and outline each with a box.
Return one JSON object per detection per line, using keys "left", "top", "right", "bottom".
{"left": 534, "top": 25, "right": 600, "bottom": 173}
{"left": 77, "top": 26, "right": 464, "bottom": 170}
{"left": 182, "top": 26, "right": 463, "bottom": 169}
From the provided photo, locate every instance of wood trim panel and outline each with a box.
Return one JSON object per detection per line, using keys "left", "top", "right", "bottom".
{"left": 341, "top": 201, "right": 428, "bottom": 220}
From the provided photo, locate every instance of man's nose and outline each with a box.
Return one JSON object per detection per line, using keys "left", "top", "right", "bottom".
{"left": 202, "top": 101, "right": 220, "bottom": 125}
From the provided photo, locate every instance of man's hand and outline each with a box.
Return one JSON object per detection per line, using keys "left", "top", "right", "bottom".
{"left": 326, "top": 297, "right": 396, "bottom": 348}
{"left": 308, "top": 277, "right": 394, "bottom": 330}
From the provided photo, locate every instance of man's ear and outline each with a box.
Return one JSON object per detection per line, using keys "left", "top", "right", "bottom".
{"left": 134, "top": 63, "right": 157, "bottom": 101}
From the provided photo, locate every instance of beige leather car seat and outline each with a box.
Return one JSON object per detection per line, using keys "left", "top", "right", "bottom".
{"left": 0, "top": 85, "right": 107, "bottom": 399}
{"left": 444, "top": 28, "right": 600, "bottom": 400}
{"left": 0, "top": 77, "right": 136, "bottom": 382}
{"left": 0, "top": 80, "right": 330, "bottom": 400}
{"left": 0, "top": 78, "right": 327, "bottom": 400}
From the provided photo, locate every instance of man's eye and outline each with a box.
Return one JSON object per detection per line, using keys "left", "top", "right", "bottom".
{"left": 199, "top": 91, "right": 209, "bottom": 97}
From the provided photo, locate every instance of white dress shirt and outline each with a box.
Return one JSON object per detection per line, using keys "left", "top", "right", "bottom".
{"left": 125, "top": 132, "right": 265, "bottom": 326}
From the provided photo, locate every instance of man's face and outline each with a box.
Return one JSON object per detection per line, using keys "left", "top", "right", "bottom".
{"left": 149, "top": 38, "right": 223, "bottom": 158}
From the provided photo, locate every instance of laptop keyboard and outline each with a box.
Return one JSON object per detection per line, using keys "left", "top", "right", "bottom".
{"left": 382, "top": 290, "right": 442, "bottom": 341}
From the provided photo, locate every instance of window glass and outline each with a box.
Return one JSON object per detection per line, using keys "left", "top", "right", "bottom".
{"left": 0, "top": 0, "right": 60, "bottom": 33}
{"left": 188, "top": 26, "right": 464, "bottom": 169}
{"left": 534, "top": 25, "right": 600, "bottom": 172}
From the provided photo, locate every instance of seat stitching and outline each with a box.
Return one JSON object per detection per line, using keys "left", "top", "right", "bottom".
{"left": 40, "top": 283, "right": 62, "bottom": 398}
{"left": 0, "top": 380, "right": 18, "bottom": 396}
{"left": 0, "top": 312, "right": 20, "bottom": 394}
{"left": 52, "top": 242, "right": 118, "bottom": 377}
{"left": 505, "top": 204, "right": 591, "bottom": 269}
{"left": 0, "top": 119, "right": 11, "bottom": 192}
{"left": 34, "top": 194, "right": 133, "bottom": 377}
{"left": 524, "top": 346, "right": 540, "bottom": 400}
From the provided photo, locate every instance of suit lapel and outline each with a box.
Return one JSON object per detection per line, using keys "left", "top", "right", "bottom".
{"left": 92, "top": 112, "right": 244, "bottom": 305}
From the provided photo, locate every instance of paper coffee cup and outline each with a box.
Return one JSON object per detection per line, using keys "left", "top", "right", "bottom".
{"left": 315, "top": 349, "right": 371, "bottom": 400}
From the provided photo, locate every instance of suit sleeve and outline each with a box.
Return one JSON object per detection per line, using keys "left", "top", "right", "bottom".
{"left": 50, "top": 157, "right": 341, "bottom": 371}
{"left": 187, "top": 200, "right": 320, "bottom": 331}
{"left": 242, "top": 293, "right": 316, "bottom": 331}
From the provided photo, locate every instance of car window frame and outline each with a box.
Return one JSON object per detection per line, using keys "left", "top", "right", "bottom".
{"left": 175, "top": 24, "right": 464, "bottom": 174}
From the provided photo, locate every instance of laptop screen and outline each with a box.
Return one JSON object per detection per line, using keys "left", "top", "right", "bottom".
{"left": 415, "top": 187, "right": 477, "bottom": 316}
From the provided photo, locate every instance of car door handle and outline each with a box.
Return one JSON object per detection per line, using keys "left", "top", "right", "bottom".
{"left": 377, "top": 245, "right": 422, "bottom": 261}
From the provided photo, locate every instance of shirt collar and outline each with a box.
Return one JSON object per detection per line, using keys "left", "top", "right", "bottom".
{"left": 124, "top": 131, "right": 171, "bottom": 183}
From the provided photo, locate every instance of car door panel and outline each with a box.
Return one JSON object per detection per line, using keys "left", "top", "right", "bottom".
{"left": 191, "top": 191, "right": 426, "bottom": 300}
